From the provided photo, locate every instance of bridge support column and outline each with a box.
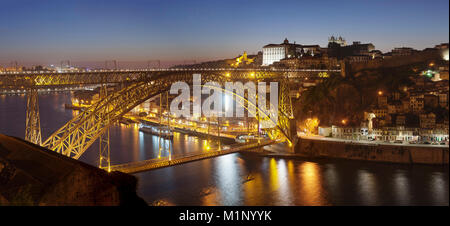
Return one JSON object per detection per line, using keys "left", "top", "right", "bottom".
{"left": 275, "top": 78, "right": 297, "bottom": 152}
{"left": 25, "top": 88, "right": 42, "bottom": 145}
{"left": 98, "top": 85, "right": 111, "bottom": 172}
{"left": 288, "top": 118, "right": 298, "bottom": 152}
{"left": 99, "top": 128, "right": 111, "bottom": 172}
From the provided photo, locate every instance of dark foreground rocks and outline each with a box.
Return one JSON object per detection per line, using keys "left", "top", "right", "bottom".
{"left": 0, "top": 134, "right": 147, "bottom": 206}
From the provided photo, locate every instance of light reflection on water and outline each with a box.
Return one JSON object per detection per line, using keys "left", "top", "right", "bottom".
{"left": 299, "top": 162, "right": 328, "bottom": 206}
{"left": 215, "top": 154, "right": 242, "bottom": 205}
{"left": 393, "top": 170, "right": 410, "bottom": 205}
{"left": 0, "top": 93, "right": 448, "bottom": 206}
{"left": 430, "top": 172, "right": 447, "bottom": 205}
{"left": 357, "top": 169, "right": 379, "bottom": 205}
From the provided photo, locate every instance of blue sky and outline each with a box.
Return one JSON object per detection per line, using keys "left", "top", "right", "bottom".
{"left": 0, "top": 0, "right": 448, "bottom": 66}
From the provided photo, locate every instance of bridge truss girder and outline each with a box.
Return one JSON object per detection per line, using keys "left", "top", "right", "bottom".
{"left": 0, "top": 68, "right": 339, "bottom": 89}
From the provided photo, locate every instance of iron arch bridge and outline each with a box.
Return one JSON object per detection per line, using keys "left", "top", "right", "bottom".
{"left": 1, "top": 68, "right": 340, "bottom": 166}
{"left": 41, "top": 71, "right": 296, "bottom": 160}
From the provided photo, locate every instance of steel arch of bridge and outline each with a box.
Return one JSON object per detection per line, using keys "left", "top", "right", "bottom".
{"left": 41, "top": 71, "right": 295, "bottom": 159}
{"left": 201, "top": 83, "right": 292, "bottom": 143}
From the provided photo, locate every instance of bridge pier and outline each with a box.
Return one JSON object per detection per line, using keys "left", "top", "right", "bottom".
{"left": 25, "top": 88, "right": 42, "bottom": 145}
{"left": 98, "top": 85, "right": 111, "bottom": 172}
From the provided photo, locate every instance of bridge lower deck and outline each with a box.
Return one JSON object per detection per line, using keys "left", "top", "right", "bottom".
{"left": 109, "top": 140, "right": 275, "bottom": 174}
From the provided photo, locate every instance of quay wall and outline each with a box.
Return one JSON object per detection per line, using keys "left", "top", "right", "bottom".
{"left": 295, "top": 138, "right": 449, "bottom": 165}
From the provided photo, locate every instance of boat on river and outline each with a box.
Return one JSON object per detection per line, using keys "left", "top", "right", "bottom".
{"left": 139, "top": 123, "right": 174, "bottom": 139}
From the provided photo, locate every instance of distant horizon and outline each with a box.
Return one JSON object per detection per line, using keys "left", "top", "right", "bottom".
{"left": 0, "top": 40, "right": 448, "bottom": 69}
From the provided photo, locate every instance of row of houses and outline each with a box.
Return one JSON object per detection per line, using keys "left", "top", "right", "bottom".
{"left": 319, "top": 125, "right": 448, "bottom": 142}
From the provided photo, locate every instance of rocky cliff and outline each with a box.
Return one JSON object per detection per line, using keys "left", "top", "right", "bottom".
{"left": 0, "top": 134, "right": 147, "bottom": 206}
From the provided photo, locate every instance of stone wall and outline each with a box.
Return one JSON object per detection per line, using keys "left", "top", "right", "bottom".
{"left": 347, "top": 51, "right": 441, "bottom": 76}
{"left": 295, "top": 138, "right": 449, "bottom": 164}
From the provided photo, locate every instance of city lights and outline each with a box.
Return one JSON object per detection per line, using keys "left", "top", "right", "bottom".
{"left": 0, "top": 0, "right": 448, "bottom": 210}
{"left": 442, "top": 49, "right": 449, "bottom": 61}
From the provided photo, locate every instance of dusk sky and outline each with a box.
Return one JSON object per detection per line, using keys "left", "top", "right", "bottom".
{"left": 0, "top": 0, "right": 448, "bottom": 67}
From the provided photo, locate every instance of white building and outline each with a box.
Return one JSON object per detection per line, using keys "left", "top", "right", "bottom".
{"left": 262, "top": 44, "right": 286, "bottom": 66}
{"left": 262, "top": 38, "right": 300, "bottom": 66}
{"left": 262, "top": 38, "right": 324, "bottom": 66}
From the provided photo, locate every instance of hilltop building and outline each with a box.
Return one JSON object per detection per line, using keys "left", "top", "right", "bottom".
{"left": 262, "top": 38, "right": 321, "bottom": 66}
{"left": 328, "top": 35, "right": 347, "bottom": 47}
{"left": 326, "top": 36, "right": 376, "bottom": 60}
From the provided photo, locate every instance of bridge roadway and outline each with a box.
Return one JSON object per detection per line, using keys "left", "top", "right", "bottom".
{"left": 0, "top": 68, "right": 341, "bottom": 89}
{"left": 108, "top": 139, "right": 276, "bottom": 174}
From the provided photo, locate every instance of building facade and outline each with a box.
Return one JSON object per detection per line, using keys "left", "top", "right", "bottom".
{"left": 262, "top": 38, "right": 295, "bottom": 66}
{"left": 262, "top": 38, "right": 323, "bottom": 66}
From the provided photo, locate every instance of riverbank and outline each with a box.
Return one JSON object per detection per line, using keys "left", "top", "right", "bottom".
{"left": 242, "top": 137, "right": 449, "bottom": 165}
{"left": 290, "top": 137, "right": 449, "bottom": 165}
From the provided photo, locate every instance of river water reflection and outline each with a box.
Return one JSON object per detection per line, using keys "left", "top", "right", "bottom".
{"left": 0, "top": 93, "right": 448, "bottom": 206}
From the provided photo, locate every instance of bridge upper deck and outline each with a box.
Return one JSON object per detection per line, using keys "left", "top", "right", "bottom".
{"left": 1, "top": 67, "right": 340, "bottom": 75}
{"left": 0, "top": 68, "right": 340, "bottom": 89}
